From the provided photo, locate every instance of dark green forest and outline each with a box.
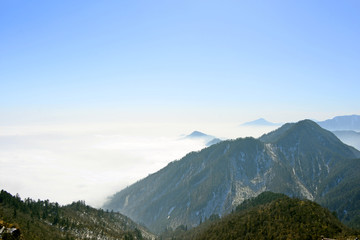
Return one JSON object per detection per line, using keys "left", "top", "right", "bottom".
{"left": 2, "top": 189, "right": 360, "bottom": 240}
{"left": 161, "top": 192, "right": 360, "bottom": 240}
{"left": 0, "top": 190, "right": 153, "bottom": 240}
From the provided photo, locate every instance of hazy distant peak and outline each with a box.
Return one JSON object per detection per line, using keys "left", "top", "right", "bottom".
{"left": 318, "top": 114, "right": 360, "bottom": 131}
{"left": 241, "top": 118, "right": 280, "bottom": 126}
{"left": 187, "top": 131, "right": 210, "bottom": 138}
{"left": 332, "top": 130, "right": 360, "bottom": 150}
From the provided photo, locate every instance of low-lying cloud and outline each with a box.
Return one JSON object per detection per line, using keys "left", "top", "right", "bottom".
{"left": 0, "top": 122, "right": 278, "bottom": 208}
{"left": 0, "top": 124, "right": 207, "bottom": 207}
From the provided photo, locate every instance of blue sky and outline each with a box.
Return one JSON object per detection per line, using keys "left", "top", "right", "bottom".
{"left": 1, "top": 0, "right": 359, "bottom": 124}
{"left": 1, "top": 0, "right": 360, "bottom": 206}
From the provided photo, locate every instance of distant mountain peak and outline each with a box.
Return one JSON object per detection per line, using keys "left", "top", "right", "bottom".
{"left": 187, "top": 131, "right": 209, "bottom": 138}
{"left": 318, "top": 114, "right": 360, "bottom": 131}
{"left": 332, "top": 130, "right": 360, "bottom": 150}
{"left": 241, "top": 118, "right": 280, "bottom": 126}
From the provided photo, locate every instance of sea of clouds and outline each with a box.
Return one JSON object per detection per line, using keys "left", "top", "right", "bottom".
{"left": 0, "top": 122, "right": 277, "bottom": 208}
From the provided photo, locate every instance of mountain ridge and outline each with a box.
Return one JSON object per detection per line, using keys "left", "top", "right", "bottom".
{"left": 0, "top": 190, "right": 155, "bottom": 240}
{"left": 104, "top": 120, "right": 360, "bottom": 233}
{"left": 180, "top": 192, "right": 358, "bottom": 240}
{"left": 332, "top": 130, "right": 360, "bottom": 150}
{"left": 317, "top": 114, "right": 360, "bottom": 131}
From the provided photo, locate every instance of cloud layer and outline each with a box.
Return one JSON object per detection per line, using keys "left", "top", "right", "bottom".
{"left": 0, "top": 123, "right": 208, "bottom": 207}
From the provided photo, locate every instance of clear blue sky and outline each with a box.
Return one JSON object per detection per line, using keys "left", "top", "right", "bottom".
{"left": 1, "top": 0, "right": 359, "bottom": 124}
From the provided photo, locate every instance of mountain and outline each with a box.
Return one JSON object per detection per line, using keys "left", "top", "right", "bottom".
{"left": 241, "top": 118, "right": 280, "bottom": 126}
{"left": 204, "top": 138, "right": 222, "bottom": 147}
{"left": 184, "top": 131, "right": 222, "bottom": 147}
{"left": 173, "top": 192, "right": 357, "bottom": 240}
{"left": 317, "top": 158, "right": 360, "bottom": 229}
{"left": 186, "top": 131, "right": 211, "bottom": 139}
{"left": 104, "top": 120, "right": 360, "bottom": 233}
{"left": 0, "top": 190, "right": 155, "bottom": 240}
{"left": 332, "top": 130, "right": 360, "bottom": 150}
{"left": 318, "top": 114, "right": 360, "bottom": 131}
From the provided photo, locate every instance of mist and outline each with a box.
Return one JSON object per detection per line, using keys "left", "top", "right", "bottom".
{"left": 0, "top": 121, "right": 278, "bottom": 208}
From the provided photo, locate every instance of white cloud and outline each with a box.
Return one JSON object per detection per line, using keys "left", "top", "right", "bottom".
{"left": 0, "top": 123, "right": 207, "bottom": 207}
{"left": 0, "top": 121, "right": 277, "bottom": 208}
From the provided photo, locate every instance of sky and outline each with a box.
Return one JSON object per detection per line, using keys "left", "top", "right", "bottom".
{"left": 1, "top": 0, "right": 360, "bottom": 207}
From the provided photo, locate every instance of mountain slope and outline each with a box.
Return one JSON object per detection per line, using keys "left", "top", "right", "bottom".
{"left": 104, "top": 120, "right": 360, "bottom": 233}
{"left": 261, "top": 120, "right": 360, "bottom": 199}
{"left": 317, "top": 158, "right": 360, "bottom": 229}
{"left": 105, "top": 138, "right": 276, "bottom": 233}
{"left": 333, "top": 130, "right": 360, "bottom": 150}
{"left": 188, "top": 192, "right": 357, "bottom": 240}
{"left": 0, "top": 190, "right": 155, "bottom": 240}
{"left": 318, "top": 114, "right": 360, "bottom": 131}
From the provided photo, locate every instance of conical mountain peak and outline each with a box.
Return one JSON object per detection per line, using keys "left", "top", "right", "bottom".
{"left": 261, "top": 119, "right": 338, "bottom": 144}
{"left": 261, "top": 119, "right": 360, "bottom": 158}
{"left": 187, "top": 131, "right": 209, "bottom": 138}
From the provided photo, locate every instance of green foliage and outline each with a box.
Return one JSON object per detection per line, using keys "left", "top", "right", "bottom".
{"left": 317, "top": 158, "right": 360, "bottom": 229}
{"left": 166, "top": 193, "right": 359, "bottom": 240}
{"left": 194, "top": 195, "right": 358, "bottom": 240}
{"left": 236, "top": 192, "right": 286, "bottom": 212}
{"left": 0, "top": 190, "right": 152, "bottom": 240}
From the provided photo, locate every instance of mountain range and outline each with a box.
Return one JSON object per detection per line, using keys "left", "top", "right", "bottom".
{"left": 332, "top": 130, "right": 360, "bottom": 150}
{"left": 317, "top": 115, "right": 360, "bottom": 131}
{"left": 242, "top": 114, "right": 360, "bottom": 130}
{"left": 104, "top": 119, "right": 360, "bottom": 233}
{"left": 242, "top": 115, "right": 360, "bottom": 150}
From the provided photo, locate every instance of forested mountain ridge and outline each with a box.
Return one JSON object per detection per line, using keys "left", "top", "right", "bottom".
{"left": 164, "top": 192, "right": 359, "bottom": 240}
{"left": 104, "top": 120, "right": 360, "bottom": 233}
{"left": 0, "top": 190, "right": 155, "bottom": 240}
{"left": 316, "top": 158, "right": 360, "bottom": 229}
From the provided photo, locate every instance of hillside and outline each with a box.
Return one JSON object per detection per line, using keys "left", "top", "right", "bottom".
{"left": 0, "top": 190, "right": 155, "bottom": 240}
{"left": 333, "top": 130, "right": 360, "bottom": 150}
{"left": 179, "top": 192, "right": 358, "bottom": 240}
{"left": 260, "top": 120, "right": 360, "bottom": 198}
{"left": 317, "top": 158, "right": 360, "bottom": 229}
{"left": 104, "top": 120, "right": 360, "bottom": 233}
{"left": 318, "top": 114, "right": 360, "bottom": 131}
